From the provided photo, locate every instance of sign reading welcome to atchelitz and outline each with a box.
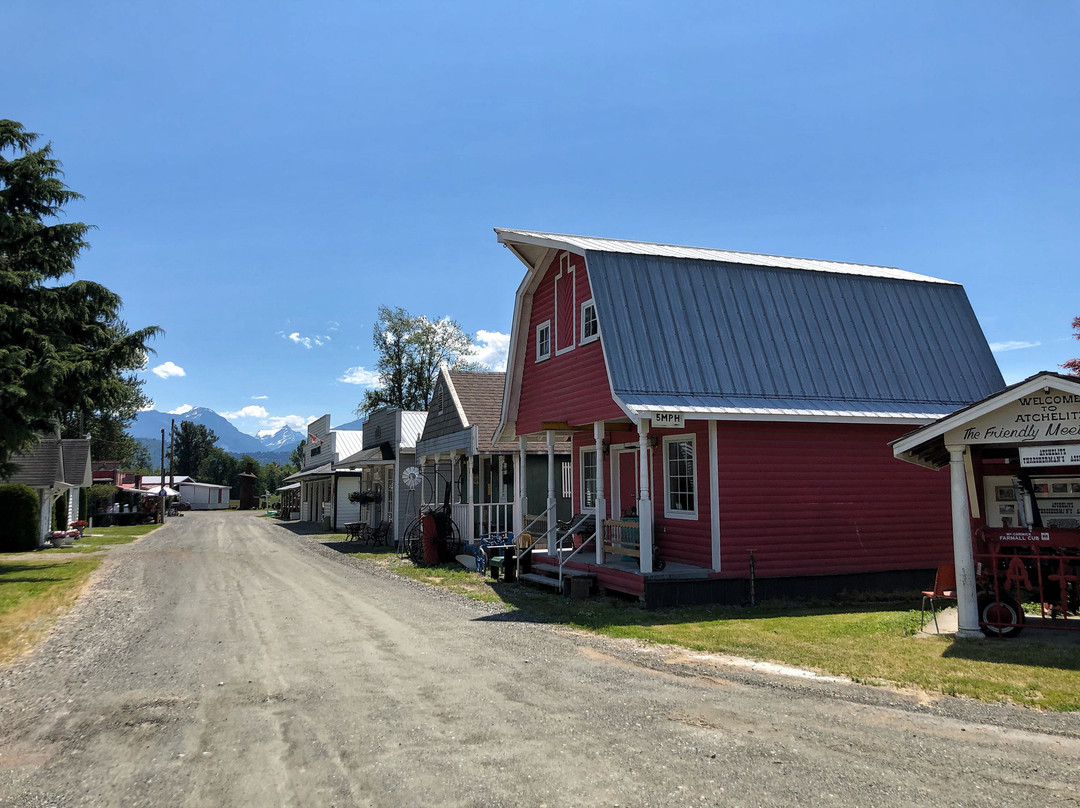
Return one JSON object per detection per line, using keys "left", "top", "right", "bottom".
{"left": 946, "top": 388, "right": 1080, "bottom": 445}
{"left": 1019, "top": 444, "right": 1080, "bottom": 467}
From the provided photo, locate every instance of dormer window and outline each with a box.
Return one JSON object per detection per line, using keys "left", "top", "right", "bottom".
{"left": 536, "top": 320, "right": 551, "bottom": 362}
{"left": 581, "top": 299, "right": 598, "bottom": 344}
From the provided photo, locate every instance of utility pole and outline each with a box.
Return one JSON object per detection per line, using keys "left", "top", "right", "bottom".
{"left": 169, "top": 419, "right": 175, "bottom": 496}
{"left": 160, "top": 428, "right": 166, "bottom": 524}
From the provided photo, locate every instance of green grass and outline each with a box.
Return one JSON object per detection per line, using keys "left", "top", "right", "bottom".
{"left": 0, "top": 557, "right": 102, "bottom": 663}
{"left": 40, "top": 522, "right": 161, "bottom": 554}
{"left": 321, "top": 534, "right": 1080, "bottom": 710}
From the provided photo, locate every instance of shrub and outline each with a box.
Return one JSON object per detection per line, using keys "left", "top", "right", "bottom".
{"left": 87, "top": 483, "right": 117, "bottom": 513}
{"left": 0, "top": 484, "right": 41, "bottom": 552}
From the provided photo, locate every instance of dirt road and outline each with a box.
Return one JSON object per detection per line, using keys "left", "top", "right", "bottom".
{"left": 1, "top": 511, "right": 1077, "bottom": 807}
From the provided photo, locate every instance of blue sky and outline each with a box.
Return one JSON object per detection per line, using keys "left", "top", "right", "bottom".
{"left": 8, "top": 2, "right": 1079, "bottom": 437}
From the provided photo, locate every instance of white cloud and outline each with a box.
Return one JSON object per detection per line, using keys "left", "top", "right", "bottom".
{"left": 152, "top": 361, "right": 186, "bottom": 378}
{"left": 283, "top": 331, "right": 330, "bottom": 349}
{"left": 251, "top": 395, "right": 269, "bottom": 400}
{"left": 221, "top": 405, "right": 270, "bottom": 420}
{"left": 169, "top": 404, "right": 194, "bottom": 415}
{"left": 339, "top": 366, "right": 382, "bottom": 387}
{"left": 990, "top": 340, "right": 1041, "bottom": 353}
{"left": 469, "top": 330, "right": 511, "bottom": 371}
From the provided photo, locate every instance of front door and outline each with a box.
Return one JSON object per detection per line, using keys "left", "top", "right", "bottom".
{"left": 615, "top": 448, "right": 639, "bottom": 519}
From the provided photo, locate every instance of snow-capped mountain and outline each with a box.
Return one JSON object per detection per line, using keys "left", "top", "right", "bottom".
{"left": 258, "top": 425, "right": 305, "bottom": 451}
{"left": 130, "top": 408, "right": 304, "bottom": 457}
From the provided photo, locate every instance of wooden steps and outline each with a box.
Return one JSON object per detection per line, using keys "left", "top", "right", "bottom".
{"left": 519, "top": 567, "right": 596, "bottom": 598}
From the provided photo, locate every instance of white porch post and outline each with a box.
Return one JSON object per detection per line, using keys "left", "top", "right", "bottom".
{"left": 467, "top": 453, "right": 476, "bottom": 540}
{"left": 546, "top": 430, "right": 557, "bottom": 557}
{"left": 637, "top": 419, "right": 654, "bottom": 574}
{"left": 594, "top": 421, "right": 606, "bottom": 564}
{"left": 948, "top": 445, "right": 983, "bottom": 639}
{"left": 709, "top": 419, "right": 721, "bottom": 571}
{"left": 449, "top": 451, "right": 457, "bottom": 502}
{"left": 515, "top": 436, "right": 527, "bottom": 536}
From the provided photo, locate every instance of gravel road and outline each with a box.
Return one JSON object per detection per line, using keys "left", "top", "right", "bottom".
{"left": 0, "top": 511, "right": 1077, "bottom": 807}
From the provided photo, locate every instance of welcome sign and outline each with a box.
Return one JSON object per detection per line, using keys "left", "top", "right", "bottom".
{"left": 945, "top": 389, "right": 1080, "bottom": 446}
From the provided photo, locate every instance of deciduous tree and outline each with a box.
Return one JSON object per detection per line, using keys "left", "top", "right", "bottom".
{"left": 357, "top": 306, "right": 481, "bottom": 414}
{"left": 1063, "top": 316, "right": 1080, "bottom": 376}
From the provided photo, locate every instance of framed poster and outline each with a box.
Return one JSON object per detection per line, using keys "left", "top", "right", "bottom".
{"left": 995, "top": 486, "right": 1015, "bottom": 502}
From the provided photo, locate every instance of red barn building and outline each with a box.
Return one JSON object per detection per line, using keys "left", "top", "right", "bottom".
{"left": 493, "top": 229, "right": 1005, "bottom": 606}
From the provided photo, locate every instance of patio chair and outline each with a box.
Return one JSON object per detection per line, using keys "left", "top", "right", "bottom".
{"left": 920, "top": 563, "right": 956, "bottom": 633}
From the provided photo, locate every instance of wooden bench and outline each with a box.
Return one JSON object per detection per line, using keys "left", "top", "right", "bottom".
{"left": 602, "top": 519, "right": 641, "bottom": 558}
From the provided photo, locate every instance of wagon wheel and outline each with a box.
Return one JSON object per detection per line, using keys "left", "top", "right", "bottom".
{"left": 403, "top": 517, "right": 426, "bottom": 565}
{"left": 978, "top": 593, "right": 1025, "bottom": 638}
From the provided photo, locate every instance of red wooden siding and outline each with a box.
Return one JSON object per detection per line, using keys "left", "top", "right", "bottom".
{"left": 516, "top": 252, "right": 624, "bottom": 434}
{"left": 653, "top": 421, "right": 714, "bottom": 569}
{"left": 713, "top": 421, "right": 952, "bottom": 578}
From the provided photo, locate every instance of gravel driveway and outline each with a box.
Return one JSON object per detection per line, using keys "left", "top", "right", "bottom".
{"left": 0, "top": 511, "right": 1077, "bottom": 807}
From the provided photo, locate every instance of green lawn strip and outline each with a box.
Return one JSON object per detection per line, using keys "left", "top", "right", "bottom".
{"left": 578, "top": 605, "right": 1080, "bottom": 711}
{"left": 40, "top": 523, "right": 161, "bottom": 554}
{"left": 0, "top": 556, "right": 102, "bottom": 663}
{"left": 317, "top": 534, "right": 1080, "bottom": 710}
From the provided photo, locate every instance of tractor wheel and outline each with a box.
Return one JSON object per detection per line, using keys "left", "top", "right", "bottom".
{"left": 978, "top": 593, "right": 1024, "bottom": 638}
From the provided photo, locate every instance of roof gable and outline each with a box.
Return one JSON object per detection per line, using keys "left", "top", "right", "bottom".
{"left": 6, "top": 437, "right": 62, "bottom": 488}
{"left": 893, "top": 371, "right": 1080, "bottom": 468}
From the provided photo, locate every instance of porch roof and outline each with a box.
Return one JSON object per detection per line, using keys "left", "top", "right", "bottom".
{"left": 282, "top": 462, "right": 333, "bottom": 482}
{"left": 336, "top": 443, "right": 396, "bottom": 467}
{"left": 892, "top": 370, "right": 1080, "bottom": 469}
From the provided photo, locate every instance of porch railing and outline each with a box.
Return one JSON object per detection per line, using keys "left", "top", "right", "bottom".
{"left": 475, "top": 502, "right": 514, "bottom": 539}
{"left": 602, "top": 519, "right": 641, "bottom": 559}
{"left": 556, "top": 513, "right": 597, "bottom": 586}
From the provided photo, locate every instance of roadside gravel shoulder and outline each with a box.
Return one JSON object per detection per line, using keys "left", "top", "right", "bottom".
{"left": 283, "top": 524, "right": 1080, "bottom": 740}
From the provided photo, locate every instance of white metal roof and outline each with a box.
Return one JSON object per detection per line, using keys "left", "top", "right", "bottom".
{"left": 331, "top": 429, "right": 365, "bottom": 461}
{"left": 399, "top": 412, "right": 428, "bottom": 450}
{"left": 495, "top": 228, "right": 955, "bottom": 284}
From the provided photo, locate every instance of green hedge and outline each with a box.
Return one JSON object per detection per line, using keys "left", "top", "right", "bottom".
{"left": 0, "top": 484, "right": 41, "bottom": 552}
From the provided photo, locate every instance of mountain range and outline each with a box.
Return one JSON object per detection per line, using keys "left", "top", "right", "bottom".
{"left": 130, "top": 407, "right": 305, "bottom": 460}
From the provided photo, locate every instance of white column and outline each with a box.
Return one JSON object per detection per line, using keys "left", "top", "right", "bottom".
{"left": 546, "top": 430, "right": 557, "bottom": 557}
{"left": 948, "top": 445, "right": 983, "bottom": 639}
{"left": 467, "top": 454, "right": 476, "bottom": 540}
{"left": 515, "top": 436, "right": 527, "bottom": 536}
{"left": 637, "top": 419, "right": 654, "bottom": 574}
{"left": 709, "top": 419, "right": 721, "bottom": 571}
{"left": 594, "top": 421, "right": 606, "bottom": 564}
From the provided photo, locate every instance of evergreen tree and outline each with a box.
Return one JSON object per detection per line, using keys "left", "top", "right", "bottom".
{"left": 170, "top": 421, "right": 218, "bottom": 476}
{"left": 0, "top": 120, "right": 160, "bottom": 476}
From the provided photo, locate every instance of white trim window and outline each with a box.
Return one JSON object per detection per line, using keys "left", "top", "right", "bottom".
{"left": 580, "top": 447, "right": 597, "bottom": 510}
{"left": 663, "top": 435, "right": 697, "bottom": 519}
{"left": 536, "top": 320, "right": 551, "bottom": 362}
{"left": 580, "top": 299, "right": 599, "bottom": 345}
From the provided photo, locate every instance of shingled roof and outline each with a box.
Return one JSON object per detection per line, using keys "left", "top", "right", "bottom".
{"left": 6, "top": 436, "right": 92, "bottom": 488}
